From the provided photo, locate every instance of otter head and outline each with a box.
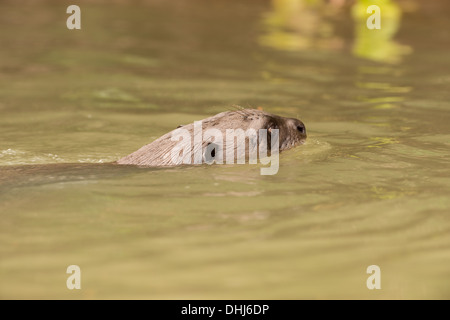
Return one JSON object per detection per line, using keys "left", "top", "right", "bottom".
{"left": 266, "top": 115, "right": 307, "bottom": 151}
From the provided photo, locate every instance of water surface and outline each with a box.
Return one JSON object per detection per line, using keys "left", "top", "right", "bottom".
{"left": 1, "top": 0, "right": 449, "bottom": 299}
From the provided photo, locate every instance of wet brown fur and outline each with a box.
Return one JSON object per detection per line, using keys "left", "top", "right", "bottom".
{"left": 117, "top": 108, "right": 306, "bottom": 166}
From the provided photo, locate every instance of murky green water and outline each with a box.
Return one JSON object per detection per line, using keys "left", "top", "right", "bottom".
{"left": 1, "top": 0, "right": 449, "bottom": 299}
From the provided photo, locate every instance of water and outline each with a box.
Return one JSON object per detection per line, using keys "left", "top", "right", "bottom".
{"left": 1, "top": 0, "right": 449, "bottom": 299}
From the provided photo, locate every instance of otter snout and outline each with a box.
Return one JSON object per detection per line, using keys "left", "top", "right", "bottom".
{"left": 290, "top": 118, "right": 307, "bottom": 140}
{"left": 296, "top": 122, "right": 306, "bottom": 136}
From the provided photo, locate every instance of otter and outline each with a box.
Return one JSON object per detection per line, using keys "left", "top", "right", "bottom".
{"left": 117, "top": 108, "right": 306, "bottom": 167}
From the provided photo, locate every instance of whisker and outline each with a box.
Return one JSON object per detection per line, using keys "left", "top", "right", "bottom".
{"left": 229, "top": 104, "right": 247, "bottom": 117}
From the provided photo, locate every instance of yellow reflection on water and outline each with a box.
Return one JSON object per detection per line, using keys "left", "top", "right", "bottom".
{"left": 259, "top": 0, "right": 344, "bottom": 51}
{"left": 260, "top": 0, "right": 414, "bottom": 65}
{"left": 351, "top": 0, "right": 412, "bottom": 64}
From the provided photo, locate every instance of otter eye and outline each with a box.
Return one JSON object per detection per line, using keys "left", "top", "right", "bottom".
{"left": 204, "top": 142, "right": 218, "bottom": 164}
{"left": 297, "top": 125, "right": 305, "bottom": 133}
